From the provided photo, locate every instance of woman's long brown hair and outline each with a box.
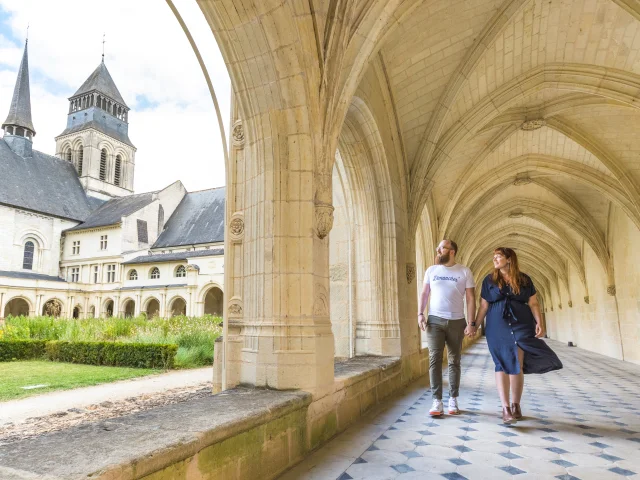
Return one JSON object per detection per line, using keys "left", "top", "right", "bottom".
{"left": 492, "top": 247, "right": 528, "bottom": 294}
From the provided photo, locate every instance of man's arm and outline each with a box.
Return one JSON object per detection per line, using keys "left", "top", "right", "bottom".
{"left": 418, "top": 282, "right": 430, "bottom": 331}
{"left": 464, "top": 287, "right": 476, "bottom": 336}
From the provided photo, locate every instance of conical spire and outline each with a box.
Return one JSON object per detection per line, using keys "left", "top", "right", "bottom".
{"left": 3, "top": 41, "right": 35, "bottom": 136}
{"left": 72, "top": 62, "right": 127, "bottom": 107}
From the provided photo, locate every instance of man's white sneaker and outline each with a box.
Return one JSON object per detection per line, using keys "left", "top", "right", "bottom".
{"left": 448, "top": 397, "right": 460, "bottom": 415}
{"left": 429, "top": 399, "right": 444, "bottom": 416}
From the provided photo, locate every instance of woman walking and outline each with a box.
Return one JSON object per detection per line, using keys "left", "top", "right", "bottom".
{"left": 474, "top": 247, "right": 562, "bottom": 424}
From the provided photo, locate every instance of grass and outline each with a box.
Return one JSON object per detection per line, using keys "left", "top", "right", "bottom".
{"left": 0, "top": 315, "right": 222, "bottom": 368}
{"left": 0, "top": 360, "right": 159, "bottom": 401}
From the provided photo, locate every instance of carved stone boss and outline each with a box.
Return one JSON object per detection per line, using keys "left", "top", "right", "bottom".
{"left": 315, "top": 203, "right": 335, "bottom": 240}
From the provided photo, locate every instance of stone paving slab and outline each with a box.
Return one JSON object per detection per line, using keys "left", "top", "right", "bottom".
{"left": 279, "top": 339, "right": 640, "bottom": 480}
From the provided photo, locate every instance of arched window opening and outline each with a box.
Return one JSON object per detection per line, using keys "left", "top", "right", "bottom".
{"left": 150, "top": 267, "right": 160, "bottom": 279}
{"left": 65, "top": 149, "right": 72, "bottom": 162}
{"left": 4, "top": 298, "right": 30, "bottom": 317}
{"left": 89, "top": 306, "right": 96, "bottom": 318}
{"left": 23, "top": 241, "right": 35, "bottom": 270}
{"left": 170, "top": 297, "right": 187, "bottom": 317}
{"left": 105, "top": 300, "right": 114, "bottom": 318}
{"left": 42, "top": 299, "right": 62, "bottom": 317}
{"left": 72, "top": 306, "right": 81, "bottom": 319}
{"left": 123, "top": 300, "right": 135, "bottom": 318}
{"left": 129, "top": 269, "right": 138, "bottom": 280}
{"left": 175, "top": 265, "right": 186, "bottom": 278}
{"left": 204, "top": 287, "right": 223, "bottom": 316}
{"left": 146, "top": 298, "right": 160, "bottom": 318}
{"left": 99, "top": 149, "right": 107, "bottom": 181}
{"left": 114, "top": 155, "right": 122, "bottom": 186}
{"left": 158, "top": 205, "right": 164, "bottom": 236}
{"left": 77, "top": 147, "right": 83, "bottom": 176}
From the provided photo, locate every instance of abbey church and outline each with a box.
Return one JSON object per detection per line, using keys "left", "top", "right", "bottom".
{"left": 0, "top": 42, "right": 225, "bottom": 319}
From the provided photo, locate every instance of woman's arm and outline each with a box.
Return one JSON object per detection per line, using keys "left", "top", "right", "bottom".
{"left": 528, "top": 294, "right": 544, "bottom": 338}
{"left": 474, "top": 298, "right": 489, "bottom": 326}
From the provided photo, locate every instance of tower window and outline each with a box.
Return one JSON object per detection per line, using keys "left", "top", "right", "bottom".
{"left": 150, "top": 267, "right": 160, "bottom": 279}
{"left": 65, "top": 149, "right": 72, "bottom": 162}
{"left": 23, "top": 241, "right": 35, "bottom": 270}
{"left": 158, "top": 205, "right": 164, "bottom": 236}
{"left": 77, "top": 147, "right": 83, "bottom": 176}
{"left": 114, "top": 155, "right": 122, "bottom": 186}
{"left": 99, "top": 149, "right": 107, "bottom": 181}
{"left": 175, "top": 265, "right": 186, "bottom": 278}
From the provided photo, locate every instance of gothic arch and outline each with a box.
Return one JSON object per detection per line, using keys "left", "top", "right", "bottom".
{"left": 3, "top": 296, "right": 33, "bottom": 317}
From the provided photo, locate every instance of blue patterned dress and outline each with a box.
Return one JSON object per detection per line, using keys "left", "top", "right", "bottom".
{"left": 481, "top": 274, "right": 563, "bottom": 375}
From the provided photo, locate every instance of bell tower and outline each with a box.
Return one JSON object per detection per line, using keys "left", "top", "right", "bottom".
{"left": 55, "top": 59, "right": 136, "bottom": 200}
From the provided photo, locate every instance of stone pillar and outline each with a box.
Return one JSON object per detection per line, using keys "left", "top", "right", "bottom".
{"left": 134, "top": 293, "right": 141, "bottom": 316}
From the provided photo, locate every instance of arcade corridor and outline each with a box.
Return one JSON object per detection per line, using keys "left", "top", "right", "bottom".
{"left": 280, "top": 340, "right": 640, "bottom": 480}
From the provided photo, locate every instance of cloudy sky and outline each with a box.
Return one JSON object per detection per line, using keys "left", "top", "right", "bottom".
{"left": 0, "top": 0, "right": 230, "bottom": 193}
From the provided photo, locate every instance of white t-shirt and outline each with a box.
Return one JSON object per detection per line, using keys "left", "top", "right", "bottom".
{"left": 423, "top": 263, "right": 475, "bottom": 320}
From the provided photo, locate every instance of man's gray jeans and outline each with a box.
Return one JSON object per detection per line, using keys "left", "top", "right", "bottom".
{"left": 426, "top": 315, "right": 466, "bottom": 400}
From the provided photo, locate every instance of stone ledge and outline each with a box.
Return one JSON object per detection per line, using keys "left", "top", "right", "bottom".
{"left": 0, "top": 388, "right": 310, "bottom": 480}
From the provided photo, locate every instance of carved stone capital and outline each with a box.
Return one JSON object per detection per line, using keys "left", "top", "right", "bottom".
{"left": 607, "top": 285, "right": 616, "bottom": 296}
{"left": 229, "top": 214, "right": 245, "bottom": 241}
{"left": 584, "top": 295, "right": 590, "bottom": 304}
{"left": 228, "top": 296, "right": 243, "bottom": 317}
{"left": 315, "top": 203, "right": 334, "bottom": 240}
{"left": 406, "top": 263, "right": 416, "bottom": 284}
{"left": 558, "top": 303, "right": 562, "bottom": 310}
{"left": 568, "top": 300, "right": 573, "bottom": 308}
{"left": 521, "top": 119, "right": 546, "bottom": 131}
{"left": 232, "top": 121, "right": 245, "bottom": 147}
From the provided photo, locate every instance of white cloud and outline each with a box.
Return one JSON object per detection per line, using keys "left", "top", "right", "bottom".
{"left": 0, "top": 0, "right": 230, "bottom": 193}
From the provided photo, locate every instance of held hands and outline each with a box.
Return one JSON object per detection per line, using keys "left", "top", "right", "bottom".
{"left": 464, "top": 324, "right": 477, "bottom": 337}
{"left": 535, "top": 323, "right": 545, "bottom": 338}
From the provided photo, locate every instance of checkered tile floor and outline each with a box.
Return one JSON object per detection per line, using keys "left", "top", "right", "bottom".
{"left": 279, "top": 339, "right": 640, "bottom": 479}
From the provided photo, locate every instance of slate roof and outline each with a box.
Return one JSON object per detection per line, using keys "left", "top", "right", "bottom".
{"left": 122, "top": 248, "right": 224, "bottom": 265}
{"left": 57, "top": 120, "right": 133, "bottom": 147}
{"left": 153, "top": 187, "right": 225, "bottom": 248}
{"left": 0, "top": 139, "right": 94, "bottom": 221}
{"left": 72, "top": 62, "right": 128, "bottom": 107}
{"left": 66, "top": 192, "right": 155, "bottom": 231}
{"left": 3, "top": 42, "right": 35, "bottom": 134}
{"left": 0, "top": 270, "right": 65, "bottom": 282}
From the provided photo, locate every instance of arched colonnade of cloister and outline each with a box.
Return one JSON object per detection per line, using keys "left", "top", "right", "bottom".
{"left": 197, "top": 0, "right": 640, "bottom": 393}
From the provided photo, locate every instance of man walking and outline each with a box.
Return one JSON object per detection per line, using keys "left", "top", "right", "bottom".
{"left": 418, "top": 239, "right": 476, "bottom": 416}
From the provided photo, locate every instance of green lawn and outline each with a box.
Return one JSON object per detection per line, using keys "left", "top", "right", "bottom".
{"left": 0, "top": 361, "right": 160, "bottom": 401}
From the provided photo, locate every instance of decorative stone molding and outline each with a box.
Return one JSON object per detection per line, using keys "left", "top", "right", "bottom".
{"left": 315, "top": 203, "right": 335, "bottom": 240}
{"left": 521, "top": 119, "right": 546, "bottom": 131}
{"left": 568, "top": 300, "right": 573, "bottom": 308}
{"left": 550, "top": 306, "right": 554, "bottom": 312}
{"left": 513, "top": 174, "right": 532, "bottom": 186}
{"left": 508, "top": 210, "right": 524, "bottom": 219}
{"left": 228, "top": 296, "right": 243, "bottom": 317}
{"left": 607, "top": 285, "right": 616, "bottom": 296}
{"left": 558, "top": 303, "right": 562, "bottom": 310}
{"left": 229, "top": 213, "right": 245, "bottom": 241}
{"left": 508, "top": 233, "right": 519, "bottom": 237}
{"left": 231, "top": 121, "right": 245, "bottom": 147}
{"left": 406, "top": 263, "right": 416, "bottom": 284}
{"left": 584, "top": 296, "right": 590, "bottom": 304}
{"left": 313, "top": 284, "right": 329, "bottom": 316}
{"left": 186, "top": 264, "right": 200, "bottom": 272}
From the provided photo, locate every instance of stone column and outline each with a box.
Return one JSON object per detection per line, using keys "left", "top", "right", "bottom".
{"left": 134, "top": 293, "right": 141, "bottom": 316}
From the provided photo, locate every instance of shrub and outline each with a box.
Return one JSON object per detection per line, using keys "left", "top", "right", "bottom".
{"left": 45, "top": 341, "right": 178, "bottom": 369}
{"left": 0, "top": 339, "right": 47, "bottom": 361}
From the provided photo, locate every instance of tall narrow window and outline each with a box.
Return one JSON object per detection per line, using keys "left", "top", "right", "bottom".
{"left": 114, "top": 155, "right": 122, "bottom": 186}
{"left": 100, "top": 235, "right": 108, "bottom": 250}
{"left": 99, "top": 149, "right": 107, "bottom": 181}
{"left": 65, "top": 149, "right": 72, "bottom": 162}
{"left": 93, "top": 266, "right": 99, "bottom": 283}
{"left": 71, "top": 267, "right": 80, "bottom": 282}
{"left": 23, "top": 241, "right": 34, "bottom": 270}
{"left": 158, "top": 205, "right": 164, "bottom": 236}
{"left": 72, "top": 241, "right": 80, "bottom": 255}
{"left": 106, "top": 264, "right": 116, "bottom": 283}
{"left": 77, "top": 147, "right": 83, "bottom": 176}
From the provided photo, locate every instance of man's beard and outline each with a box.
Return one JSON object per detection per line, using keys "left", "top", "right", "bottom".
{"left": 437, "top": 253, "right": 450, "bottom": 264}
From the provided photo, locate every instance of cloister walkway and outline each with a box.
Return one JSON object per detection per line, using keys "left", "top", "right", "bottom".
{"left": 280, "top": 340, "right": 640, "bottom": 480}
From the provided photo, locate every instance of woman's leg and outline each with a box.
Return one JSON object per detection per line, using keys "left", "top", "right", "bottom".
{"left": 495, "top": 371, "right": 510, "bottom": 408}
{"left": 509, "top": 347, "right": 525, "bottom": 403}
